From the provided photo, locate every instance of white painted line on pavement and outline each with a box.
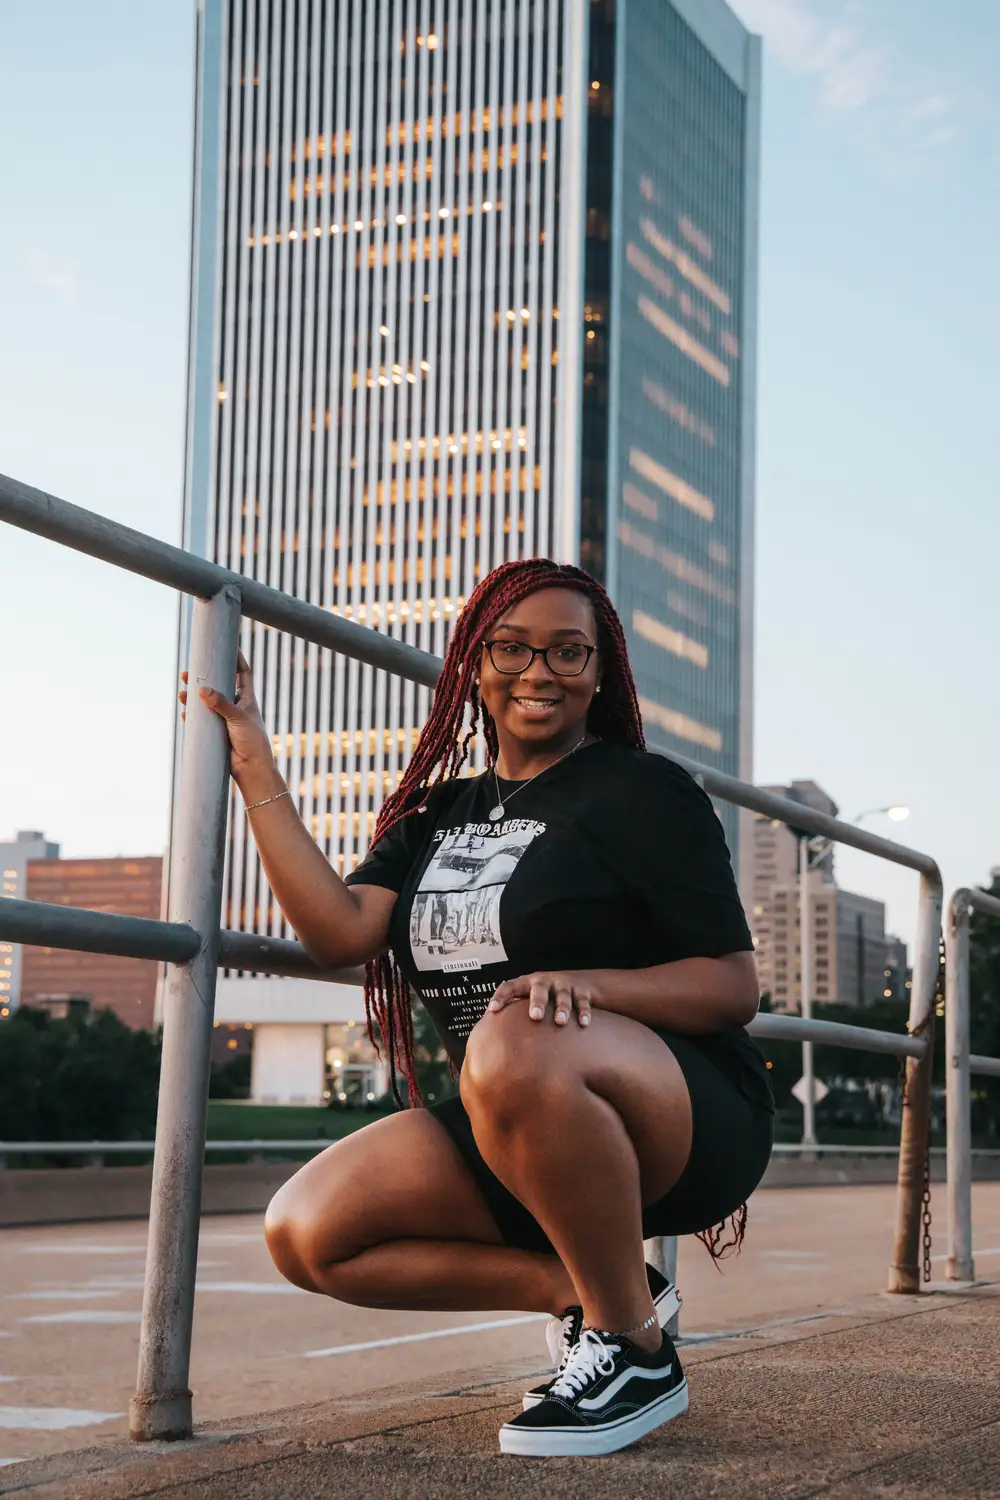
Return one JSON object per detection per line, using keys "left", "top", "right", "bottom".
{"left": 931, "top": 1245, "right": 1000, "bottom": 1262}
{"left": 304, "top": 1314, "right": 548, "bottom": 1359}
{"left": 6, "top": 1291, "right": 120, "bottom": 1301}
{"left": 0, "top": 1407, "right": 123, "bottom": 1431}
{"left": 19, "top": 1310, "right": 142, "bottom": 1325}
{"left": 760, "top": 1250, "right": 827, "bottom": 1259}
{"left": 199, "top": 1232, "right": 262, "bottom": 1244}
{"left": 20, "top": 1245, "right": 146, "bottom": 1255}
{"left": 194, "top": 1281, "right": 304, "bottom": 1295}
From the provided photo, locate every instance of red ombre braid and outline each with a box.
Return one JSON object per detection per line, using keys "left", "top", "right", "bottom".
{"left": 362, "top": 558, "right": 747, "bottom": 1258}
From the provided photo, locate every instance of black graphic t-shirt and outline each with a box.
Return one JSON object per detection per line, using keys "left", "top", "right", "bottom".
{"left": 346, "top": 740, "right": 773, "bottom": 1111}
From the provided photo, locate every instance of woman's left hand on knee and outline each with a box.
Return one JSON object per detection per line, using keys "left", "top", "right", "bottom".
{"left": 488, "top": 971, "right": 594, "bottom": 1029}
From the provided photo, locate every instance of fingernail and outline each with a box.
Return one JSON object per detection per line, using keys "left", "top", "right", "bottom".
{"left": 488, "top": 1000, "right": 499, "bottom": 1011}
{"left": 580, "top": 1014, "right": 590, "bottom": 1026}
{"left": 529, "top": 1008, "right": 543, "bottom": 1020}
{"left": 555, "top": 1012, "right": 567, "bottom": 1025}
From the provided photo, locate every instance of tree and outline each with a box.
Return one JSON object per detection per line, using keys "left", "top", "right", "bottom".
{"left": 210, "top": 1051, "right": 251, "bottom": 1099}
{"left": 0, "top": 1006, "right": 161, "bottom": 1142}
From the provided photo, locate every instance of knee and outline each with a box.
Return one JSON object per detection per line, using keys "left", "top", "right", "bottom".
{"left": 264, "top": 1180, "right": 324, "bottom": 1292}
{"left": 461, "top": 1008, "right": 564, "bottom": 1129}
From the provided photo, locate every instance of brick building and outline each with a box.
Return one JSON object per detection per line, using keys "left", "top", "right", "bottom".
{"left": 22, "top": 857, "right": 163, "bottom": 1030}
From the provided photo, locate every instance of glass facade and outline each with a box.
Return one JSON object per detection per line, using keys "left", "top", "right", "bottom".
{"left": 598, "top": 0, "right": 758, "bottom": 851}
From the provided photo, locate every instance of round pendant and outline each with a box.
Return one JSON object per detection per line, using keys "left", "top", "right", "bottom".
{"left": 489, "top": 804, "right": 505, "bottom": 822}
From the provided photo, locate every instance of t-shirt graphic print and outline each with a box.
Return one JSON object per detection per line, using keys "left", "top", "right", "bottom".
{"left": 409, "top": 816, "right": 546, "bottom": 973}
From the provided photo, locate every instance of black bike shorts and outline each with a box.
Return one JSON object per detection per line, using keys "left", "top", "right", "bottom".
{"left": 427, "top": 1029, "right": 774, "bottom": 1254}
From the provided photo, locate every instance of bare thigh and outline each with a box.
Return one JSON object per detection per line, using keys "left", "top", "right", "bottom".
{"left": 265, "top": 1108, "right": 505, "bottom": 1286}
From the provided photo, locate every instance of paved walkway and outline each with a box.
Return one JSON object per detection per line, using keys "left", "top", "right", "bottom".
{"left": 5, "top": 1282, "right": 1000, "bottom": 1498}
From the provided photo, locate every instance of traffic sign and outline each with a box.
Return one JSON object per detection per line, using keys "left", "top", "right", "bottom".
{"left": 791, "top": 1075, "right": 829, "bottom": 1107}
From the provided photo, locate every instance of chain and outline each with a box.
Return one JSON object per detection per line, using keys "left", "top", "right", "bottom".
{"left": 898, "top": 938, "right": 944, "bottom": 1284}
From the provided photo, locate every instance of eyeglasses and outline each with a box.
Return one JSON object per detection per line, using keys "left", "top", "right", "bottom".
{"left": 483, "top": 641, "right": 598, "bottom": 677}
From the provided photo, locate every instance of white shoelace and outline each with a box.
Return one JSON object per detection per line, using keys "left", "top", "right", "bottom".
{"left": 545, "top": 1311, "right": 575, "bottom": 1371}
{"left": 550, "top": 1329, "right": 619, "bottom": 1400}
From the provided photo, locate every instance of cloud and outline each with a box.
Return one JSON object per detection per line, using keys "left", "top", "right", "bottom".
{"left": 728, "top": 0, "right": 961, "bottom": 150}
{"left": 26, "top": 248, "right": 80, "bottom": 304}
{"left": 730, "top": 0, "right": 885, "bottom": 111}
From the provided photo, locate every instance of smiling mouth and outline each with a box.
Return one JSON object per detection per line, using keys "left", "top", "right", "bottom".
{"left": 511, "top": 696, "right": 561, "bottom": 709}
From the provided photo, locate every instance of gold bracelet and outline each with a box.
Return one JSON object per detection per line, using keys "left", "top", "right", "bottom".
{"left": 244, "top": 789, "right": 291, "bottom": 814}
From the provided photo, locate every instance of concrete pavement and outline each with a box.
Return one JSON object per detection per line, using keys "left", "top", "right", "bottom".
{"left": 4, "top": 1283, "right": 1000, "bottom": 1497}
{"left": 3, "top": 1184, "right": 1000, "bottom": 1494}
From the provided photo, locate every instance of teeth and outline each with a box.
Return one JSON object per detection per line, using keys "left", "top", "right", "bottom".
{"left": 515, "top": 699, "right": 556, "bottom": 708}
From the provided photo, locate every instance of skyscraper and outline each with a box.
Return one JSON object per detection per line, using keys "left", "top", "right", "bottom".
{"left": 178, "top": 0, "right": 760, "bottom": 1090}
{"left": 582, "top": 0, "right": 760, "bottom": 860}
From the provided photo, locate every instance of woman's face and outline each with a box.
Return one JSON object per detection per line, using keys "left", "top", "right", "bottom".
{"left": 478, "top": 587, "right": 600, "bottom": 750}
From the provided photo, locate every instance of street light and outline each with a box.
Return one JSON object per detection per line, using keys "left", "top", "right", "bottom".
{"left": 853, "top": 806, "right": 909, "bottom": 825}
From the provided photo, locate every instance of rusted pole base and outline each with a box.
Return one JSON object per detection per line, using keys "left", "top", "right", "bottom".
{"left": 886, "top": 1264, "right": 921, "bottom": 1295}
{"left": 129, "top": 1390, "right": 193, "bottom": 1442}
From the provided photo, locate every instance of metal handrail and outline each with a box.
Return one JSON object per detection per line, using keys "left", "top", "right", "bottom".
{"left": 0, "top": 473, "right": 945, "bottom": 877}
{"left": 0, "top": 897, "right": 364, "bottom": 985}
{"left": 0, "top": 475, "right": 958, "bottom": 1441}
{"left": 0, "top": 473, "right": 440, "bottom": 690}
{"left": 0, "top": 1139, "right": 352, "bottom": 1155}
{"left": 4, "top": 1139, "right": 998, "bottom": 1157}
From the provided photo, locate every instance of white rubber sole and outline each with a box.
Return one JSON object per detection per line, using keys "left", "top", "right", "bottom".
{"left": 500, "top": 1377, "right": 689, "bottom": 1457}
{"left": 521, "top": 1284, "right": 681, "bottom": 1411}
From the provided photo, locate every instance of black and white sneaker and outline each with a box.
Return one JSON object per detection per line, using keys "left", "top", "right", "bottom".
{"left": 500, "top": 1326, "right": 687, "bottom": 1457}
{"left": 521, "top": 1264, "right": 680, "bottom": 1410}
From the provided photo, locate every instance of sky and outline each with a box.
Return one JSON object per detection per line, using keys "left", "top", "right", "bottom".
{"left": 1, "top": 0, "right": 998, "bottom": 948}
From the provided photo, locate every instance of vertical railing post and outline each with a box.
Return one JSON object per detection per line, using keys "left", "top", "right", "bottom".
{"left": 799, "top": 837, "right": 817, "bottom": 1147}
{"left": 888, "top": 870, "right": 943, "bottom": 1293}
{"left": 129, "top": 587, "right": 241, "bottom": 1441}
{"left": 644, "top": 1235, "right": 679, "bottom": 1337}
{"left": 945, "top": 889, "right": 974, "bottom": 1281}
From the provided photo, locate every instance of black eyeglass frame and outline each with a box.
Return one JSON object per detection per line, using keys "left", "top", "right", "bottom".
{"left": 482, "top": 641, "right": 598, "bottom": 677}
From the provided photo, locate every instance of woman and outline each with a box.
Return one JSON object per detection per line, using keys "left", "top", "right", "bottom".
{"left": 182, "top": 558, "right": 773, "bottom": 1458}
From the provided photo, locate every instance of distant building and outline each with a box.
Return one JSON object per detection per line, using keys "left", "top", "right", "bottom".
{"left": 756, "top": 879, "right": 888, "bottom": 1012}
{"left": 751, "top": 782, "right": 890, "bottom": 1010}
{"left": 751, "top": 781, "right": 837, "bottom": 1008}
{"left": 0, "top": 830, "right": 60, "bottom": 1014}
{"left": 835, "top": 890, "right": 888, "bottom": 1008}
{"left": 761, "top": 877, "right": 837, "bottom": 1012}
{"left": 883, "top": 934, "right": 910, "bottom": 1005}
{"left": 22, "top": 857, "right": 163, "bottom": 1030}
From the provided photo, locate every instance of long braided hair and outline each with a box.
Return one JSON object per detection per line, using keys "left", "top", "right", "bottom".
{"left": 363, "top": 557, "right": 747, "bottom": 1257}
